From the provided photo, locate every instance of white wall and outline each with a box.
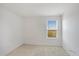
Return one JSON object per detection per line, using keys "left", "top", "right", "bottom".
{"left": 63, "top": 6, "right": 79, "bottom": 56}
{"left": 24, "top": 16, "right": 62, "bottom": 46}
{"left": 0, "top": 7, "right": 23, "bottom": 55}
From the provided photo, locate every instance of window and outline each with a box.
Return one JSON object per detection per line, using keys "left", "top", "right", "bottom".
{"left": 47, "top": 20, "right": 57, "bottom": 39}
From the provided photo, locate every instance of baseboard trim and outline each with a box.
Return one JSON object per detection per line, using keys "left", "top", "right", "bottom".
{"left": 23, "top": 43, "right": 62, "bottom": 47}
{"left": 63, "top": 46, "right": 76, "bottom": 56}
{"left": 6, "top": 43, "right": 23, "bottom": 56}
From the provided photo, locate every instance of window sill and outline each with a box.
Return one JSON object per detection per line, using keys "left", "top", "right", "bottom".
{"left": 47, "top": 37, "right": 56, "bottom": 39}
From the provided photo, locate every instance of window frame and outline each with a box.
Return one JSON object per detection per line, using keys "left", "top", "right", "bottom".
{"left": 47, "top": 19, "right": 58, "bottom": 39}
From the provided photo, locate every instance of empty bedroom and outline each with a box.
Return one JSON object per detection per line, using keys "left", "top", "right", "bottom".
{"left": 0, "top": 3, "right": 79, "bottom": 56}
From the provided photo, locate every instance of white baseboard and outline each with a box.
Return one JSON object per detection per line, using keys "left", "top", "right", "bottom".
{"left": 23, "top": 43, "right": 62, "bottom": 47}
{"left": 24, "top": 42, "right": 62, "bottom": 46}
{"left": 63, "top": 46, "right": 76, "bottom": 56}
{"left": 5, "top": 43, "right": 23, "bottom": 56}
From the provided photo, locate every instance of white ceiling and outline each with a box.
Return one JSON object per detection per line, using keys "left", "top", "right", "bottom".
{"left": 1, "top": 3, "right": 79, "bottom": 17}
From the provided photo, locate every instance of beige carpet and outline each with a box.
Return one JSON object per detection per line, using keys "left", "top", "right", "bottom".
{"left": 7, "top": 44, "right": 69, "bottom": 56}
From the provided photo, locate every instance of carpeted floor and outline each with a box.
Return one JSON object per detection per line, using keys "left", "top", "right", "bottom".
{"left": 7, "top": 44, "right": 69, "bottom": 56}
